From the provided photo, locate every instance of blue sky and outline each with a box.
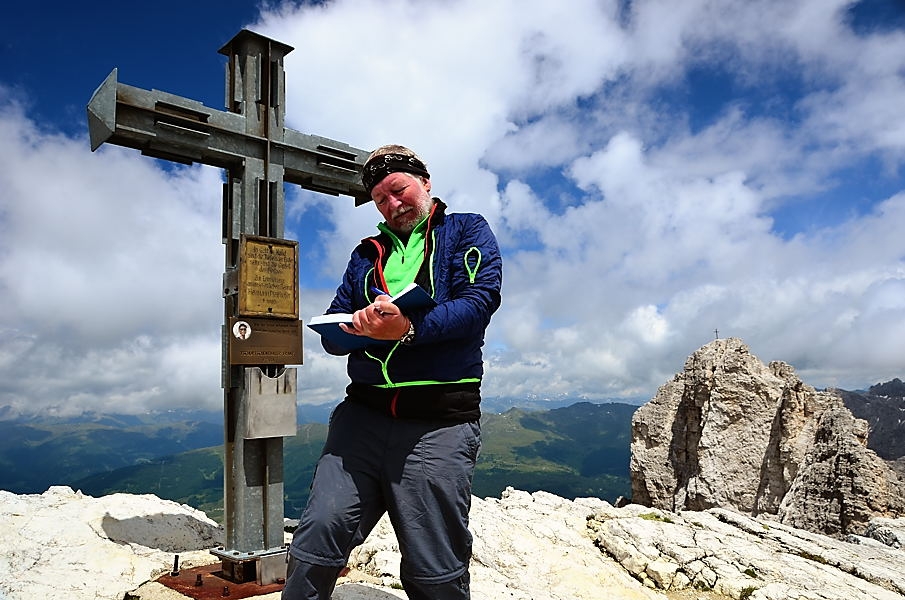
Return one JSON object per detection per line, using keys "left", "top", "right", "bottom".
{"left": 1, "top": 0, "right": 904, "bottom": 417}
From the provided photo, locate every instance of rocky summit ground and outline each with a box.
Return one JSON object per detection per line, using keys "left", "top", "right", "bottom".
{"left": 4, "top": 486, "right": 904, "bottom": 600}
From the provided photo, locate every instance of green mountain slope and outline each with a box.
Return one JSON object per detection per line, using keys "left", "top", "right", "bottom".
{"left": 0, "top": 416, "right": 221, "bottom": 493}
{"left": 14, "top": 381, "right": 903, "bottom": 524}
{"left": 69, "top": 402, "right": 636, "bottom": 521}
{"left": 74, "top": 423, "right": 329, "bottom": 522}
{"left": 72, "top": 446, "right": 225, "bottom": 515}
{"left": 475, "top": 402, "right": 633, "bottom": 501}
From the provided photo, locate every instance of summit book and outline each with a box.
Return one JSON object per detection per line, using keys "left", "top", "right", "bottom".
{"left": 307, "top": 283, "right": 436, "bottom": 351}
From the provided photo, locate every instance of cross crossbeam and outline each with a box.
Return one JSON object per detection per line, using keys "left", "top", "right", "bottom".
{"left": 87, "top": 69, "right": 370, "bottom": 204}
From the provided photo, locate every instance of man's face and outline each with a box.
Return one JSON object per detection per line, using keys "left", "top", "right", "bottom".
{"left": 370, "top": 172, "right": 433, "bottom": 234}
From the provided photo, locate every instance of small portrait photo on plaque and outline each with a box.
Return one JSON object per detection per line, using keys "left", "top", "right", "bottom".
{"left": 233, "top": 320, "right": 252, "bottom": 340}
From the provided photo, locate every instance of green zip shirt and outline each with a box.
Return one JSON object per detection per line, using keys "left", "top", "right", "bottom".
{"left": 377, "top": 216, "right": 428, "bottom": 295}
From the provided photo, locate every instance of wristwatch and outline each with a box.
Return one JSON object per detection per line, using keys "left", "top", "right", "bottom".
{"left": 400, "top": 319, "right": 416, "bottom": 345}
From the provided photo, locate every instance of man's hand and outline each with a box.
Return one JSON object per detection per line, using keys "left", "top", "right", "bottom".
{"left": 339, "top": 294, "right": 411, "bottom": 340}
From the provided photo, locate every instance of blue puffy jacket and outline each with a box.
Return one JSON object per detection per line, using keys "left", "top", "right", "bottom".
{"left": 323, "top": 200, "right": 502, "bottom": 421}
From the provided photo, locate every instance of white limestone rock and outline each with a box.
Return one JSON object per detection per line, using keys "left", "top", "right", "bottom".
{"left": 589, "top": 505, "right": 905, "bottom": 599}
{"left": 344, "top": 487, "right": 664, "bottom": 600}
{"left": 5, "top": 484, "right": 905, "bottom": 600}
{"left": 0, "top": 486, "right": 221, "bottom": 600}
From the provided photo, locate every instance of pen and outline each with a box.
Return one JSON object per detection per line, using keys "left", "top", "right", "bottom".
{"left": 370, "top": 286, "right": 389, "bottom": 316}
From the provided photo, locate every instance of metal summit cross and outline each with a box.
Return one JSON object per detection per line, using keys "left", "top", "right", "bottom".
{"left": 87, "top": 30, "right": 370, "bottom": 584}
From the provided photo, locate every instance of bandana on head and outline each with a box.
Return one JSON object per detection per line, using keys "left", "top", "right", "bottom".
{"left": 361, "top": 153, "right": 431, "bottom": 194}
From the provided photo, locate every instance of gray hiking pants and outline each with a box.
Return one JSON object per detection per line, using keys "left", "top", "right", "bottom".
{"left": 283, "top": 400, "right": 481, "bottom": 600}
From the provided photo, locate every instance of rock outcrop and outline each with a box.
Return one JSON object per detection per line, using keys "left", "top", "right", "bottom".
{"left": 630, "top": 337, "right": 905, "bottom": 536}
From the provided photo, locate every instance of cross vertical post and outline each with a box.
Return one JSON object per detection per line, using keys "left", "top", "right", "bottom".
{"left": 218, "top": 31, "right": 293, "bottom": 578}
{"left": 87, "top": 29, "right": 371, "bottom": 585}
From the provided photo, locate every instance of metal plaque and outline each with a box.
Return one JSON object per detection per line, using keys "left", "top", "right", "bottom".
{"left": 238, "top": 235, "right": 299, "bottom": 318}
{"left": 229, "top": 317, "right": 303, "bottom": 365}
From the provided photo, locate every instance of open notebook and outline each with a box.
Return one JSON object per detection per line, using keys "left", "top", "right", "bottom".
{"left": 307, "top": 283, "right": 436, "bottom": 351}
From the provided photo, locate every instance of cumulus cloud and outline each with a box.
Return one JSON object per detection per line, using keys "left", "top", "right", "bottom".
{"left": 1, "top": 0, "right": 904, "bottom": 416}
{"left": 0, "top": 99, "right": 224, "bottom": 415}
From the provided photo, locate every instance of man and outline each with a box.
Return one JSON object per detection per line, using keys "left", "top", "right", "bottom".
{"left": 283, "top": 145, "right": 502, "bottom": 600}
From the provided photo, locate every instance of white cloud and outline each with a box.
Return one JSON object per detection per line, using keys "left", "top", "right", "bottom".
{"left": 1, "top": 0, "right": 904, "bottom": 416}
{"left": 0, "top": 99, "right": 224, "bottom": 415}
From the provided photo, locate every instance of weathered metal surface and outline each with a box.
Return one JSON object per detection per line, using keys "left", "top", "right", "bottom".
{"left": 228, "top": 318, "right": 303, "bottom": 366}
{"left": 244, "top": 367, "right": 297, "bottom": 439}
{"left": 211, "top": 544, "right": 289, "bottom": 585}
{"left": 218, "top": 32, "right": 292, "bottom": 560}
{"left": 86, "top": 29, "right": 365, "bottom": 576}
{"left": 157, "top": 562, "right": 285, "bottom": 599}
{"left": 238, "top": 236, "right": 298, "bottom": 319}
{"left": 86, "top": 71, "right": 370, "bottom": 203}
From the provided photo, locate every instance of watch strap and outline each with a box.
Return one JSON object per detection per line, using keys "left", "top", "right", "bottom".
{"left": 400, "top": 319, "right": 416, "bottom": 345}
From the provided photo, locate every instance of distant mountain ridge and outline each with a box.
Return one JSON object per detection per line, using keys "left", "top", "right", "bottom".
{"left": 1, "top": 381, "right": 902, "bottom": 522}
{"left": 835, "top": 378, "right": 905, "bottom": 460}
{"left": 0, "top": 415, "right": 222, "bottom": 494}
{"left": 72, "top": 401, "right": 637, "bottom": 520}
{"left": 0, "top": 400, "right": 638, "bottom": 520}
